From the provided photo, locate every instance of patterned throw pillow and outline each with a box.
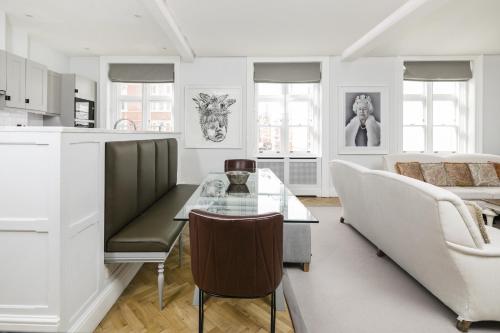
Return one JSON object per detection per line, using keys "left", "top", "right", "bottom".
{"left": 420, "top": 163, "right": 449, "bottom": 186}
{"left": 491, "top": 162, "right": 500, "bottom": 179}
{"left": 467, "top": 163, "right": 500, "bottom": 186}
{"left": 464, "top": 201, "right": 490, "bottom": 244}
{"left": 395, "top": 162, "right": 424, "bottom": 181}
{"left": 444, "top": 163, "right": 474, "bottom": 187}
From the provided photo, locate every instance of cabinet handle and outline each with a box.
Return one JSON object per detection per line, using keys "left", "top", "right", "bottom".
{"left": 25, "top": 98, "right": 30, "bottom": 104}
{"left": 75, "top": 89, "right": 79, "bottom": 93}
{"left": 5, "top": 95, "right": 10, "bottom": 101}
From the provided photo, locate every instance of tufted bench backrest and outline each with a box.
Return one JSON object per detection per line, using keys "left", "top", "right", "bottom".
{"left": 104, "top": 138, "right": 178, "bottom": 245}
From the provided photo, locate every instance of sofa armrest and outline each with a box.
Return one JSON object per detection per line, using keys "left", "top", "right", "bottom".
{"left": 447, "top": 240, "right": 500, "bottom": 257}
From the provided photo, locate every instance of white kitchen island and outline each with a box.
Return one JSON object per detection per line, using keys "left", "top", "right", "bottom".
{"left": 0, "top": 127, "right": 181, "bottom": 332}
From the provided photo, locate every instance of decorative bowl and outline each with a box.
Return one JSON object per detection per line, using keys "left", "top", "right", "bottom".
{"left": 225, "top": 171, "right": 250, "bottom": 185}
{"left": 227, "top": 184, "right": 250, "bottom": 194}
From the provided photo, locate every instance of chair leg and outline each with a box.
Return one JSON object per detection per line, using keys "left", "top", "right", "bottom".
{"left": 270, "top": 291, "right": 276, "bottom": 333}
{"left": 456, "top": 319, "right": 471, "bottom": 332}
{"left": 340, "top": 216, "right": 345, "bottom": 223}
{"left": 302, "top": 263, "right": 310, "bottom": 272}
{"left": 199, "top": 290, "right": 204, "bottom": 333}
{"left": 157, "top": 263, "right": 164, "bottom": 310}
{"left": 178, "top": 232, "right": 183, "bottom": 267}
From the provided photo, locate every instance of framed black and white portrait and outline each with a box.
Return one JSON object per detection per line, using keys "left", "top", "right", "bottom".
{"left": 185, "top": 86, "right": 242, "bottom": 148}
{"left": 338, "top": 85, "right": 389, "bottom": 154}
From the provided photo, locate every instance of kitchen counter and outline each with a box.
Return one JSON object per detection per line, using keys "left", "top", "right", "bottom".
{"left": 0, "top": 125, "right": 182, "bottom": 135}
{"left": 0, "top": 129, "right": 181, "bottom": 332}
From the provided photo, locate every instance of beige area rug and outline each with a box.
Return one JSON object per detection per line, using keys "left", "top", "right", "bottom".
{"left": 284, "top": 206, "right": 500, "bottom": 333}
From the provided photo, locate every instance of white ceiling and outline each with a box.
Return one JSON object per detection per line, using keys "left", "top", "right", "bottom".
{"left": 166, "top": 0, "right": 409, "bottom": 56}
{"left": 0, "top": 0, "right": 499, "bottom": 58}
{"left": 0, "top": 0, "right": 178, "bottom": 56}
{"left": 368, "top": 0, "right": 500, "bottom": 56}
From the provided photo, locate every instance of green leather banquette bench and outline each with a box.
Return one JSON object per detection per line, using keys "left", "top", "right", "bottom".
{"left": 104, "top": 138, "right": 196, "bottom": 309}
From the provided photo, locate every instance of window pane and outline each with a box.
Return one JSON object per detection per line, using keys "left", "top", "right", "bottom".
{"left": 257, "top": 83, "right": 283, "bottom": 96}
{"left": 403, "top": 126, "right": 425, "bottom": 151}
{"left": 403, "top": 101, "right": 425, "bottom": 125}
{"left": 433, "top": 126, "right": 457, "bottom": 152}
{"left": 433, "top": 101, "right": 457, "bottom": 125}
{"left": 149, "top": 101, "right": 172, "bottom": 131}
{"left": 288, "top": 84, "right": 313, "bottom": 96}
{"left": 258, "top": 127, "right": 281, "bottom": 152}
{"left": 119, "top": 83, "right": 142, "bottom": 97}
{"left": 119, "top": 101, "right": 142, "bottom": 129}
{"left": 149, "top": 83, "right": 173, "bottom": 97}
{"left": 288, "top": 101, "right": 311, "bottom": 126}
{"left": 289, "top": 127, "right": 310, "bottom": 152}
{"left": 404, "top": 81, "right": 425, "bottom": 95}
{"left": 433, "top": 82, "right": 457, "bottom": 95}
{"left": 258, "top": 101, "right": 283, "bottom": 126}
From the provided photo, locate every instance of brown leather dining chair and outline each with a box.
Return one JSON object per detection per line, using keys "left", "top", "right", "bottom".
{"left": 224, "top": 159, "right": 257, "bottom": 173}
{"left": 189, "top": 209, "right": 283, "bottom": 333}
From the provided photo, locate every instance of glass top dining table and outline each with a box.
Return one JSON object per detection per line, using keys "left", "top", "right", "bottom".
{"left": 174, "top": 169, "right": 319, "bottom": 223}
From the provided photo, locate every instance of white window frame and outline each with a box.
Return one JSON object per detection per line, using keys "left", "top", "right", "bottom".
{"left": 99, "top": 56, "right": 180, "bottom": 130}
{"left": 111, "top": 82, "right": 175, "bottom": 131}
{"left": 397, "top": 55, "right": 482, "bottom": 154}
{"left": 403, "top": 81, "right": 468, "bottom": 153}
{"left": 246, "top": 57, "right": 331, "bottom": 197}
{"left": 255, "top": 83, "right": 320, "bottom": 156}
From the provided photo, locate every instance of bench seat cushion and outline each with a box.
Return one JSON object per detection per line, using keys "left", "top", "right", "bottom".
{"left": 107, "top": 185, "right": 197, "bottom": 252}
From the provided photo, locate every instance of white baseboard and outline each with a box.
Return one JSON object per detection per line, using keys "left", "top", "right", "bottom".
{"left": 0, "top": 314, "right": 60, "bottom": 332}
{"left": 68, "top": 263, "right": 142, "bottom": 333}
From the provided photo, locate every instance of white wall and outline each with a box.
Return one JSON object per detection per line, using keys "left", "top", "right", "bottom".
{"left": 329, "top": 56, "right": 402, "bottom": 173}
{"left": 70, "top": 57, "right": 100, "bottom": 81}
{"left": 482, "top": 55, "right": 500, "bottom": 155}
{"left": 29, "top": 38, "right": 70, "bottom": 73}
{"left": 179, "top": 57, "right": 248, "bottom": 184}
{"left": 82, "top": 54, "right": 499, "bottom": 193}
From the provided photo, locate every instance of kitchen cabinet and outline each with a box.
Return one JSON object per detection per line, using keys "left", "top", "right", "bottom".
{"left": 0, "top": 50, "right": 6, "bottom": 92}
{"left": 75, "top": 75, "right": 96, "bottom": 102}
{"left": 25, "top": 60, "right": 48, "bottom": 112}
{"left": 5, "top": 52, "right": 26, "bottom": 109}
{"left": 46, "top": 70, "right": 61, "bottom": 115}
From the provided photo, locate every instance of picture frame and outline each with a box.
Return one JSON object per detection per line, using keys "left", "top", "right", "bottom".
{"left": 337, "top": 85, "right": 389, "bottom": 155}
{"left": 184, "top": 86, "right": 242, "bottom": 149}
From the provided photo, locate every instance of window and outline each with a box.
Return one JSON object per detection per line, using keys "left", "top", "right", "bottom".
{"left": 256, "top": 83, "right": 319, "bottom": 155}
{"left": 114, "top": 82, "right": 174, "bottom": 131}
{"left": 403, "top": 81, "right": 467, "bottom": 152}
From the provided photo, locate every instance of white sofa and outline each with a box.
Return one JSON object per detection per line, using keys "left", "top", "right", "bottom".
{"left": 331, "top": 159, "right": 500, "bottom": 332}
{"left": 383, "top": 153, "right": 500, "bottom": 199}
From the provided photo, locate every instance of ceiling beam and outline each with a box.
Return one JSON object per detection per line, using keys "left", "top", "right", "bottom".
{"left": 341, "top": 0, "right": 450, "bottom": 61}
{"left": 141, "top": 0, "right": 195, "bottom": 62}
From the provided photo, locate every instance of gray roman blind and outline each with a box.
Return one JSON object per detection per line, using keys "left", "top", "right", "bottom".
{"left": 254, "top": 62, "right": 321, "bottom": 83}
{"left": 108, "top": 63, "right": 175, "bottom": 83}
{"left": 404, "top": 61, "right": 472, "bottom": 81}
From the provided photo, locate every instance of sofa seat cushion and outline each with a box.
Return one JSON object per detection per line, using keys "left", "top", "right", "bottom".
{"left": 107, "top": 184, "right": 197, "bottom": 252}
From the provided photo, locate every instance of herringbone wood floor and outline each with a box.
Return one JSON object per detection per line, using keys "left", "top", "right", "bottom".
{"left": 95, "top": 198, "right": 336, "bottom": 333}
{"left": 95, "top": 232, "right": 293, "bottom": 333}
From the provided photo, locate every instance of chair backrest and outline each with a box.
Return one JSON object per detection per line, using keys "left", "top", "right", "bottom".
{"left": 224, "top": 159, "right": 256, "bottom": 173}
{"left": 105, "top": 138, "right": 178, "bottom": 247}
{"left": 189, "top": 209, "right": 283, "bottom": 298}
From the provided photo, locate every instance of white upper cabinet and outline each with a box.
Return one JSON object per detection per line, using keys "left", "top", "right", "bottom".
{"left": 6, "top": 53, "right": 26, "bottom": 109}
{"left": 0, "top": 50, "right": 6, "bottom": 92}
{"left": 25, "top": 60, "right": 48, "bottom": 112}
{"left": 46, "top": 70, "right": 61, "bottom": 115}
{"left": 75, "top": 75, "right": 96, "bottom": 102}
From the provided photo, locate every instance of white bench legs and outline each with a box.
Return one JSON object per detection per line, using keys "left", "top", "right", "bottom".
{"left": 104, "top": 227, "right": 185, "bottom": 310}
